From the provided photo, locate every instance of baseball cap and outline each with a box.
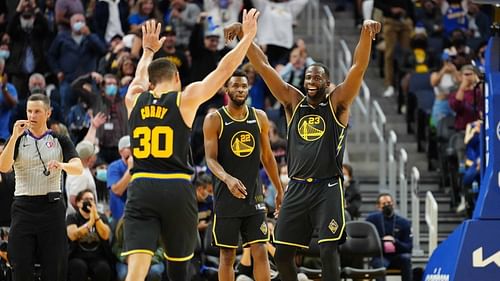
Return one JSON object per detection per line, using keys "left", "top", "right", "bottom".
{"left": 162, "top": 25, "right": 176, "bottom": 36}
{"left": 204, "top": 28, "right": 220, "bottom": 38}
{"left": 76, "top": 141, "right": 99, "bottom": 159}
{"left": 118, "top": 136, "right": 131, "bottom": 150}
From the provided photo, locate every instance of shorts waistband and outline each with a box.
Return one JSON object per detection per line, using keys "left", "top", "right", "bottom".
{"left": 14, "top": 192, "right": 62, "bottom": 202}
{"left": 290, "top": 176, "right": 339, "bottom": 184}
{"left": 131, "top": 172, "right": 192, "bottom": 181}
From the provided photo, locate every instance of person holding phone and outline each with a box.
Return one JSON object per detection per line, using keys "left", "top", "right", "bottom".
{"left": 449, "top": 64, "right": 483, "bottom": 131}
{"left": 0, "top": 93, "right": 83, "bottom": 281}
{"left": 66, "top": 189, "right": 113, "bottom": 281}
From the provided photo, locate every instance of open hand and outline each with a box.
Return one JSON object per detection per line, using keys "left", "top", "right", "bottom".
{"left": 141, "top": 20, "right": 166, "bottom": 54}
{"left": 241, "top": 9, "right": 260, "bottom": 40}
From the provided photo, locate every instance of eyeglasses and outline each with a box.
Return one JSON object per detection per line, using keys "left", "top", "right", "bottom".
{"left": 463, "top": 72, "right": 474, "bottom": 76}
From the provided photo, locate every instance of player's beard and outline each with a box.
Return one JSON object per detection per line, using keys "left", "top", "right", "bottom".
{"left": 230, "top": 94, "right": 247, "bottom": 107}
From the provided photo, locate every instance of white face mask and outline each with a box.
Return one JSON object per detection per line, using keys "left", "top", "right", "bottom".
{"left": 20, "top": 17, "right": 35, "bottom": 30}
{"left": 280, "top": 175, "right": 289, "bottom": 186}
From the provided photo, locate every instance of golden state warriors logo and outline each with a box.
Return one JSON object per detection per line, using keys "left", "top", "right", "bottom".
{"left": 298, "top": 114, "right": 325, "bottom": 141}
{"left": 231, "top": 131, "right": 255, "bottom": 157}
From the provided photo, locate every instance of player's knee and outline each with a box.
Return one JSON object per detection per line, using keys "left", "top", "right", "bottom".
{"left": 219, "top": 248, "right": 237, "bottom": 266}
{"left": 249, "top": 243, "right": 267, "bottom": 259}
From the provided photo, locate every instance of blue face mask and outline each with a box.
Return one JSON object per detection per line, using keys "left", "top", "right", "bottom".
{"left": 96, "top": 169, "right": 107, "bottom": 182}
{"left": 0, "top": 50, "right": 10, "bottom": 60}
{"left": 72, "top": 21, "right": 85, "bottom": 32}
{"left": 105, "top": 84, "right": 118, "bottom": 96}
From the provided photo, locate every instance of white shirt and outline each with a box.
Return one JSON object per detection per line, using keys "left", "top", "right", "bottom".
{"left": 102, "top": 0, "right": 124, "bottom": 43}
{"left": 204, "top": 0, "right": 243, "bottom": 50}
{"left": 65, "top": 167, "right": 98, "bottom": 216}
{"left": 252, "top": 0, "right": 307, "bottom": 48}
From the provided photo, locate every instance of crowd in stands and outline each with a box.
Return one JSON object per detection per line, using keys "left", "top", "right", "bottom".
{"left": 368, "top": 0, "right": 491, "bottom": 217}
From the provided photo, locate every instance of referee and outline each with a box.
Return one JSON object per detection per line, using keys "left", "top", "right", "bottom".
{"left": 0, "top": 94, "right": 83, "bottom": 281}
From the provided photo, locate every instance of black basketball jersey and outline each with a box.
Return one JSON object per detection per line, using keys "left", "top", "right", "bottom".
{"left": 128, "top": 91, "right": 193, "bottom": 176}
{"left": 287, "top": 97, "right": 347, "bottom": 180}
{"left": 213, "top": 106, "right": 265, "bottom": 217}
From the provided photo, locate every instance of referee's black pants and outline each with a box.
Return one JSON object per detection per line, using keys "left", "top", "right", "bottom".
{"left": 8, "top": 197, "right": 68, "bottom": 281}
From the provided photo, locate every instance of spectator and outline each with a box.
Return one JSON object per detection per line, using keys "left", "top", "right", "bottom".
{"left": 429, "top": 51, "right": 461, "bottom": 127}
{"left": 55, "top": 0, "right": 85, "bottom": 31}
{"left": 128, "top": 0, "right": 163, "bottom": 33}
{"left": 342, "top": 164, "right": 362, "bottom": 220}
{"left": 0, "top": 33, "right": 9, "bottom": 62}
{"left": 442, "top": 0, "right": 467, "bottom": 38}
{"left": 0, "top": 58, "right": 17, "bottom": 140}
{"left": 195, "top": 172, "right": 213, "bottom": 240}
{"left": 366, "top": 193, "right": 413, "bottom": 281}
{"left": 93, "top": 0, "right": 129, "bottom": 43}
{"left": 464, "top": 0, "right": 490, "bottom": 50}
{"left": 0, "top": 139, "right": 15, "bottom": 228}
{"left": 113, "top": 218, "right": 165, "bottom": 281}
{"left": 457, "top": 119, "right": 482, "bottom": 214}
{"left": 66, "top": 140, "right": 100, "bottom": 216}
{"left": 241, "top": 62, "right": 268, "bottom": 110}
{"left": 15, "top": 73, "right": 64, "bottom": 124}
{"left": 154, "top": 25, "right": 191, "bottom": 86}
{"left": 251, "top": 0, "right": 308, "bottom": 66}
{"left": 279, "top": 45, "right": 315, "bottom": 94}
{"left": 449, "top": 64, "right": 483, "bottom": 131}
{"left": 166, "top": 0, "right": 201, "bottom": 49}
{"left": 107, "top": 135, "right": 132, "bottom": 223}
{"left": 41, "top": 0, "right": 58, "bottom": 38}
{"left": 66, "top": 189, "right": 113, "bottom": 281}
{"left": 6, "top": 0, "right": 50, "bottom": 101}
{"left": 204, "top": 0, "right": 243, "bottom": 50}
{"left": 415, "top": 0, "right": 444, "bottom": 38}
{"left": 92, "top": 73, "right": 128, "bottom": 163}
{"left": 374, "top": 0, "right": 415, "bottom": 98}
{"left": 48, "top": 13, "right": 107, "bottom": 115}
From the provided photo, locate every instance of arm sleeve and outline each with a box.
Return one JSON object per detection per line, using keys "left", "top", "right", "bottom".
{"left": 395, "top": 219, "right": 413, "bottom": 253}
{"left": 56, "top": 134, "right": 79, "bottom": 162}
{"left": 66, "top": 213, "right": 79, "bottom": 226}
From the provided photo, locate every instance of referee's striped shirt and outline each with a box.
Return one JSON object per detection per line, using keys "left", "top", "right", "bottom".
{"left": 13, "top": 130, "right": 78, "bottom": 196}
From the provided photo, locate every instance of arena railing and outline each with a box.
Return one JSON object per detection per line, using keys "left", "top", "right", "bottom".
{"left": 399, "top": 148, "right": 408, "bottom": 217}
{"left": 372, "top": 100, "right": 387, "bottom": 189}
{"left": 320, "top": 5, "right": 335, "bottom": 74}
{"left": 425, "top": 191, "right": 438, "bottom": 256}
{"left": 388, "top": 130, "right": 398, "bottom": 200}
{"left": 411, "top": 167, "right": 425, "bottom": 256}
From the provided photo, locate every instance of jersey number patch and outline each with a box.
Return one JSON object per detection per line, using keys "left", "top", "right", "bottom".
{"left": 133, "top": 126, "right": 173, "bottom": 158}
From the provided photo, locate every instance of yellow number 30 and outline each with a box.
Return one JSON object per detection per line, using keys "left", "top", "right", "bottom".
{"left": 133, "top": 126, "right": 173, "bottom": 158}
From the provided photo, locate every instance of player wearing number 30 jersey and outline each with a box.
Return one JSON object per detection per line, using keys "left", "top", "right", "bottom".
{"left": 121, "top": 11, "right": 260, "bottom": 281}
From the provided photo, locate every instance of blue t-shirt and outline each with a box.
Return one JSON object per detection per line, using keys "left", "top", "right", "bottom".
{"left": 0, "top": 83, "right": 18, "bottom": 140}
{"left": 107, "top": 158, "right": 128, "bottom": 220}
{"left": 128, "top": 13, "right": 149, "bottom": 26}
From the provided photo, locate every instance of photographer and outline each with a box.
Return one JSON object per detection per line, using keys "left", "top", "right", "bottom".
{"left": 66, "top": 189, "right": 113, "bottom": 281}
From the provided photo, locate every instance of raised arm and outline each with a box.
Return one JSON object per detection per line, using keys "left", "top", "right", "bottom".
{"left": 256, "top": 109, "right": 283, "bottom": 213}
{"left": 203, "top": 112, "right": 247, "bottom": 199}
{"left": 125, "top": 20, "right": 166, "bottom": 117}
{"left": 330, "top": 20, "right": 381, "bottom": 125}
{"left": 224, "top": 22, "right": 302, "bottom": 113}
{"left": 179, "top": 9, "right": 260, "bottom": 127}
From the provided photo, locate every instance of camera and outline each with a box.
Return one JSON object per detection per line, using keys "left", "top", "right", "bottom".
{"left": 82, "top": 200, "right": 92, "bottom": 213}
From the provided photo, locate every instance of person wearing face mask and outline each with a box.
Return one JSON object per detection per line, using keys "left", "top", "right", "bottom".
{"left": 48, "top": 13, "right": 107, "bottom": 115}
{"left": 342, "top": 164, "right": 361, "bottom": 220}
{"left": 6, "top": 0, "right": 50, "bottom": 101}
{"left": 66, "top": 189, "right": 114, "bottom": 281}
{"left": 366, "top": 193, "right": 413, "bottom": 281}
{"left": 93, "top": 74, "right": 128, "bottom": 163}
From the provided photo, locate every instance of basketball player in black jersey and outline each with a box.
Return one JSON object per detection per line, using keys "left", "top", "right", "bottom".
{"left": 122, "top": 11, "right": 259, "bottom": 281}
{"left": 203, "top": 70, "right": 283, "bottom": 281}
{"left": 224, "top": 20, "right": 381, "bottom": 280}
